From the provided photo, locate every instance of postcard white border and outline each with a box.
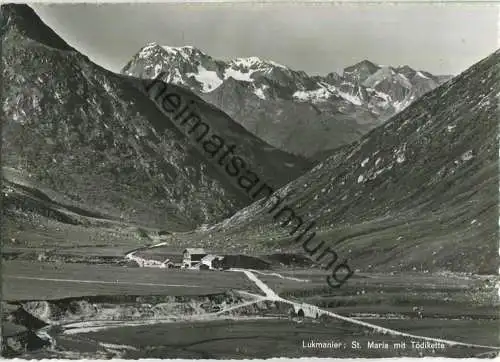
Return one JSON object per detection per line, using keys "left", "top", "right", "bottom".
{"left": 1, "top": 1, "right": 499, "bottom": 362}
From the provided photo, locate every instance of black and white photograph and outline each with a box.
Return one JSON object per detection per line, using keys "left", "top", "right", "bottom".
{"left": 1, "top": 1, "right": 499, "bottom": 359}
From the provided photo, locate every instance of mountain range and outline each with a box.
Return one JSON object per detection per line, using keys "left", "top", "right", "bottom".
{"left": 1, "top": 4, "right": 309, "bottom": 230}
{"left": 1, "top": 4, "right": 497, "bottom": 275}
{"left": 122, "top": 43, "right": 453, "bottom": 157}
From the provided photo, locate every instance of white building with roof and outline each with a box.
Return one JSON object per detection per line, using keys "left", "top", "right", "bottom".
{"left": 182, "top": 248, "right": 207, "bottom": 268}
{"left": 199, "top": 254, "right": 224, "bottom": 270}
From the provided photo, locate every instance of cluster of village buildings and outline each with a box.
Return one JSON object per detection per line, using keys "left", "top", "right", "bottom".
{"left": 180, "top": 248, "right": 225, "bottom": 270}
{"left": 129, "top": 248, "right": 271, "bottom": 271}
{"left": 130, "top": 248, "right": 226, "bottom": 270}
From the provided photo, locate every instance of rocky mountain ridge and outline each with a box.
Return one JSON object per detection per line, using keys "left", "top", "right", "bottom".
{"left": 123, "top": 43, "right": 453, "bottom": 157}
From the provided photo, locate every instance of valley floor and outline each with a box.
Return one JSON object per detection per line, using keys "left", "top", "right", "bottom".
{"left": 2, "top": 250, "right": 499, "bottom": 359}
{"left": 2, "top": 187, "right": 498, "bottom": 358}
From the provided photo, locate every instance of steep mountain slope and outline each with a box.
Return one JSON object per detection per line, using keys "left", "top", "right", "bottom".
{"left": 169, "top": 49, "right": 499, "bottom": 274}
{"left": 1, "top": 4, "right": 309, "bottom": 229}
{"left": 125, "top": 75, "right": 311, "bottom": 183}
{"left": 123, "top": 43, "right": 452, "bottom": 157}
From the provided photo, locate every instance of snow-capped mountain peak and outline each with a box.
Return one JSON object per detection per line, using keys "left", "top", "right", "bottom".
{"left": 416, "top": 70, "right": 432, "bottom": 79}
{"left": 136, "top": 42, "right": 163, "bottom": 58}
{"left": 231, "top": 56, "right": 263, "bottom": 66}
{"left": 137, "top": 42, "right": 207, "bottom": 59}
{"left": 160, "top": 45, "right": 210, "bottom": 60}
{"left": 122, "top": 45, "right": 454, "bottom": 157}
{"left": 124, "top": 44, "right": 297, "bottom": 94}
{"left": 161, "top": 44, "right": 196, "bottom": 51}
{"left": 230, "top": 56, "right": 287, "bottom": 69}
{"left": 342, "top": 59, "right": 381, "bottom": 83}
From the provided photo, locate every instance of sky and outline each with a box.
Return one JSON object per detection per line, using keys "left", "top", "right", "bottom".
{"left": 32, "top": 3, "right": 499, "bottom": 76}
